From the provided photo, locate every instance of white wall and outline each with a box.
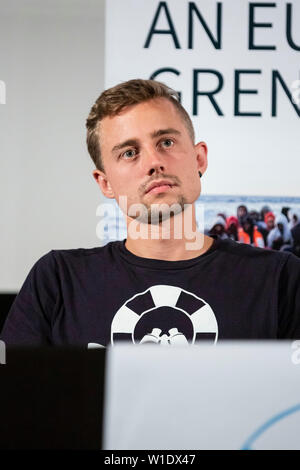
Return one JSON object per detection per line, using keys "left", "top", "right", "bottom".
{"left": 0, "top": 0, "right": 106, "bottom": 291}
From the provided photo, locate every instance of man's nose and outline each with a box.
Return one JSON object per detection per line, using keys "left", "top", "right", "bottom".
{"left": 143, "top": 146, "right": 166, "bottom": 175}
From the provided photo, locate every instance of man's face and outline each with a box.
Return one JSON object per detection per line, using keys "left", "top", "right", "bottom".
{"left": 237, "top": 206, "right": 247, "bottom": 219}
{"left": 93, "top": 98, "right": 207, "bottom": 223}
{"left": 266, "top": 217, "right": 275, "bottom": 230}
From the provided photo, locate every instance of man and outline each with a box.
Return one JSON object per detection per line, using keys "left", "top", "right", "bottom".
{"left": 225, "top": 216, "right": 239, "bottom": 241}
{"left": 238, "top": 215, "right": 265, "bottom": 248}
{"left": 208, "top": 216, "right": 228, "bottom": 240}
{"left": 1, "top": 79, "right": 300, "bottom": 346}
{"left": 290, "top": 209, "right": 300, "bottom": 257}
{"left": 265, "top": 211, "right": 275, "bottom": 232}
{"left": 267, "top": 214, "right": 293, "bottom": 251}
{"left": 237, "top": 205, "right": 248, "bottom": 225}
{"left": 258, "top": 211, "right": 275, "bottom": 246}
{"left": 288, "top": 209, "right": 300, "bottom": 256}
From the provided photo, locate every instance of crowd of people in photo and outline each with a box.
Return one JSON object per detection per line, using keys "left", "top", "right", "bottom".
{"left": 205, "top": 204, "right": 300, "bottom": 257}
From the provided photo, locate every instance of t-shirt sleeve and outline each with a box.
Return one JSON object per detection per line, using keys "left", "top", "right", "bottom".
{"left": 277, "top": 253, "right": 300, "bottom": 339}
{"left": 0, "top": 251, "right": 60, "bottom": 346}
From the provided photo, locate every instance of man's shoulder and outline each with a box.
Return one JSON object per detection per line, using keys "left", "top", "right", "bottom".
{"left": 33, "top": 240, "right": 123, "bottom": 270}
{"left": 217, "top": 237, "right": 297, "bottom": 265}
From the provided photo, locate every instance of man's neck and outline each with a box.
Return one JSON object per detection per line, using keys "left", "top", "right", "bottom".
{"left": 125, "top": 233, "right": 214, "bottom": 261}
{"left": 124, "top": 205, "right": 214, "bottom": 261}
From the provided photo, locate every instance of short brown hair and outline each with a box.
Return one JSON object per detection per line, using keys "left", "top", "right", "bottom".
{"left": 86, "top": 79, "right": 195, "bottom": 172}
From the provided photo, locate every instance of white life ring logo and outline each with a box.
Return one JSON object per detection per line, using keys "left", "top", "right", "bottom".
{"left": 111, "top": 285, "right": 218, "bottom": 346}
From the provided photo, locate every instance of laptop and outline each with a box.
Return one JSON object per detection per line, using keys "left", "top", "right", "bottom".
{"left": 103, "top": 341, "right": 300, "bottom": 450}
{"left": 0, "top": 347, "right": 106, "bottom": 449}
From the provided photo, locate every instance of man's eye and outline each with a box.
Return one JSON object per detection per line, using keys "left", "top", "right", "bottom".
{"left": 122, "top": 149, "right": 137, "bottom": 159}
{"left": 161, "top": 139, "right": 174, "bottom": 148}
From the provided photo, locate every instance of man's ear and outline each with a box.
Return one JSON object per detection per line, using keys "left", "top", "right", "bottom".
{"left": 92, "top": 169, "right": 115, "bottom": 199}
{"left": 194, "top": 141, "right": 208, "bottom": 176}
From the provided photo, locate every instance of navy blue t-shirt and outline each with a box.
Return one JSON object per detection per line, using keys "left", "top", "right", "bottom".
{"left": 1, "top": 237, "right": 300, "bottom": 346}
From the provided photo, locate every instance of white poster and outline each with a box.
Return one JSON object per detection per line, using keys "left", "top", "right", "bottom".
{"left": 105, "top": 0, "right": 300, "bottom": 234}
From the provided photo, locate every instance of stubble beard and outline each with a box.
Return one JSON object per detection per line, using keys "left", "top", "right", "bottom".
{"left": 133, "top": 194, "right": 188, "bottom": 225}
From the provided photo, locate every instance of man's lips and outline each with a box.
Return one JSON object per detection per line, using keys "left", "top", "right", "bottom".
{"left": 145, "top": 180, "right": 177, "bottom": 194}
{"left": 146, "top": 184, "right": 175, "bottom": 195}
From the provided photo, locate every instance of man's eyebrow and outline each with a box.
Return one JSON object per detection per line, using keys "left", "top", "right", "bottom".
{"left": 111, "top": 139, "right": 139, "bottom": 153}
{"left": 150, "top": 128, "right": 181, "bottom": 138}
